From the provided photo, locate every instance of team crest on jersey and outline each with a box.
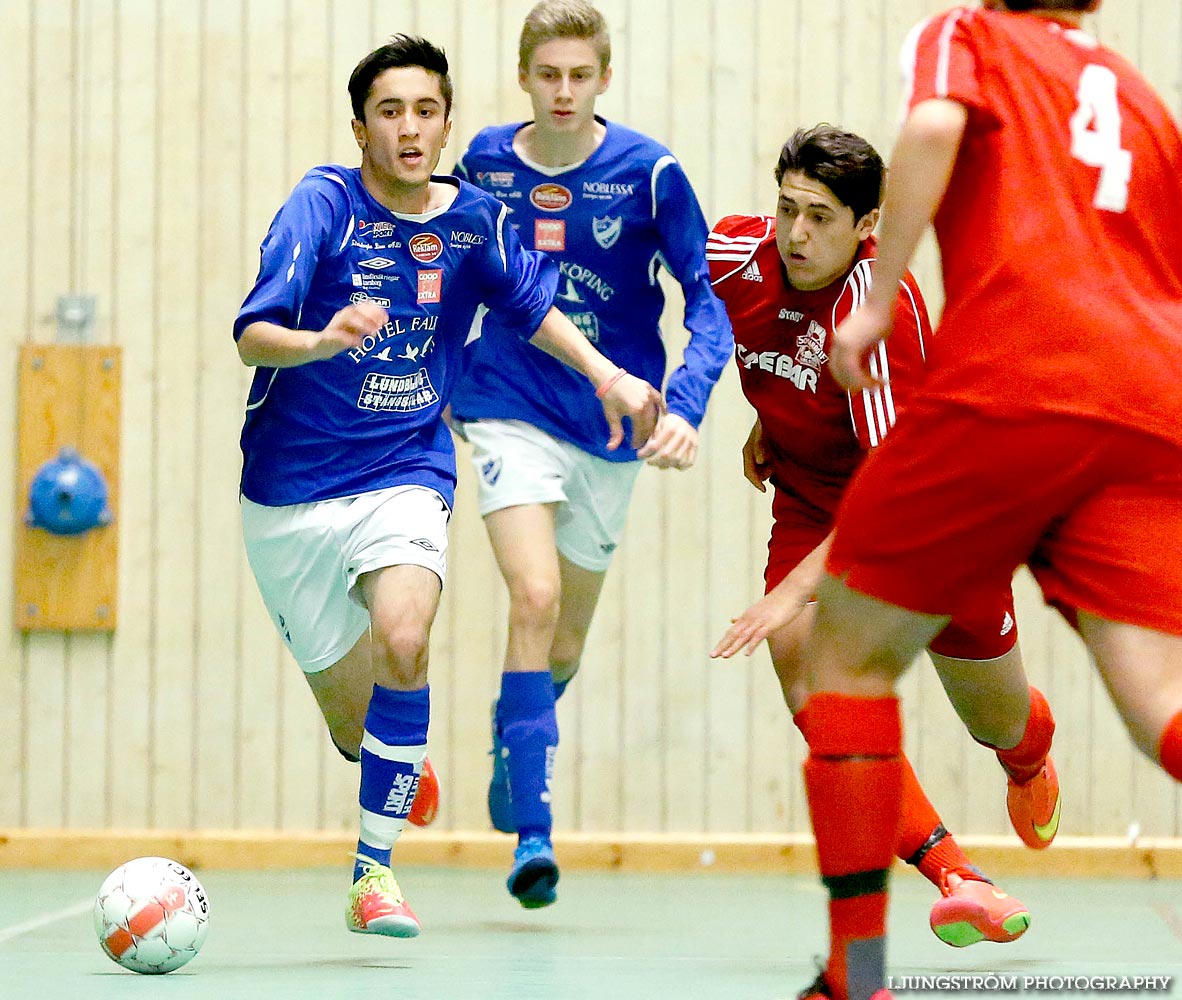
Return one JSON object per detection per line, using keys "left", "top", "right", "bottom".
{"left": 481, "top": 456, "right": 502, "bottom": 487}
{"left": 530, "top": 183, "right": 573, "bottom": 212}
{"left": 409, "top": 233, "right": 443, "bottom": 263}
{"left": 591, "top": 215, "right": 622, "bottom": 250}
{"left": 794, "top": 320, "right": 829, "bottom": 370}
{"left": 535, "top": 219, "right": 566, "bottom": 251}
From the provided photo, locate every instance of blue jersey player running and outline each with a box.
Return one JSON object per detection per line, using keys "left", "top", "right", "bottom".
{"left": 451, "top": 0, "right": 733, "bottom": 908}
{"left": 233, "top": 34, "right": 662, "bottom": 939}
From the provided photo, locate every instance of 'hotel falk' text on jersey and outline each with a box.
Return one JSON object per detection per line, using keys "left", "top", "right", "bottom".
{"left": 452, "top": 119, "right": 733, "bottom": 461}
{"left": 234, "top": 166, "right": 558, "bottom": 508}
{"left": 707, "top": 216, "right": 932, "bottom": 516}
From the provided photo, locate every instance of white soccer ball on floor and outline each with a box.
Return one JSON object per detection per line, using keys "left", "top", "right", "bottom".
{"left": 93, "top": 856, "right": 210, "bottom": 974}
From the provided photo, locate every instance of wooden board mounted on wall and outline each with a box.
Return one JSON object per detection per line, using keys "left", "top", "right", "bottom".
{"left": 14, "top": 344, "right": 121, "bottom": 631}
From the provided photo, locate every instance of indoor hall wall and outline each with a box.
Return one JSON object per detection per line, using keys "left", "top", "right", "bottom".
{"left": 2, "top": 0, "right": 1178, "bottom": 842}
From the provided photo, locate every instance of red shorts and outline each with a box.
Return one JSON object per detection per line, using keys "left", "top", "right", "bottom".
{"left": 828, "top": 404, "right": 1182, "bottom": 637}
{"left": 767, "top": 486, "right": 1017, "bottom": 660}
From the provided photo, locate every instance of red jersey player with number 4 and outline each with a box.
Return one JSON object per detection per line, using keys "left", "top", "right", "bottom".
{"left": 798, "top": 4, "right": 1182, "bottom": 1000}
{"left": 707, "top": 124, "right": 1059, "bottom": 951}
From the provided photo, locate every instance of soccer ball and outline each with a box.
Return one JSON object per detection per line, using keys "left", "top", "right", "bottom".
{"left": 93, "top": 856, "right": 210, "bottom": 974}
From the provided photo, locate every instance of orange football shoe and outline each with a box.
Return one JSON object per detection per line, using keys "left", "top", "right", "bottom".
{"left": 407, "top": 756, "right": 439, "bottom": 827}
{"left": 930, "top": 868, "right": 1031, "bottom": 948}
{"left": 1007, "top": 756, "right": 1060, "bottom": 849}
{"left": 346, "top": 860, "right": 421, "bottom": 937}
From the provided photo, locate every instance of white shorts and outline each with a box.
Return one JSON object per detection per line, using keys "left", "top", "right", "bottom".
{"left": 461, "top": 418, "right": 641, "bottom": 572}
{"left": 241, "top": 485, "right": 450, "bottom": 674}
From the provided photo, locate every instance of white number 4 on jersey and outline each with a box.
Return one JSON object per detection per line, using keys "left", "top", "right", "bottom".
{"left": 1069, "top": 64, "right": 1132, "bottom": 213}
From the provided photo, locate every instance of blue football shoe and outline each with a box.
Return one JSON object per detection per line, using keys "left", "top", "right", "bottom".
{"left": 507, "top": 835, "right": 559, "bottom": 909}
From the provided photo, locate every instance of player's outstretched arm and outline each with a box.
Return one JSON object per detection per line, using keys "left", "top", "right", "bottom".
{"left": 831, "top": 99, "right": 966, "bottom": 391}
{"left": 529, "top": 305, "right": 664, "bottom": 450}
{"left": 236, "top": 301, "right": 388, "bottom": 368}
{"left": 710, "top": 532, "right": 834, "bottom": 659}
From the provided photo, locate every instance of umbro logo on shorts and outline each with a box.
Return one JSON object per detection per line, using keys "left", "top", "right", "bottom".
{"left": 410, "top": 538, "right": 439, "bottom": 552}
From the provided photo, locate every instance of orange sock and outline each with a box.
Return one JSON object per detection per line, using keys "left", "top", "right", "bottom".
{"left": 798, "top": 710, "right": 973, "bottom": 889}
{"left": 986, "top": 686, "right": 1055, "bottom": 784}
{"left": 894, "top": 757, "right": 975, "bottom": 886}
{"left": 802, "top": 693, "right": 901, "bottom": 1000}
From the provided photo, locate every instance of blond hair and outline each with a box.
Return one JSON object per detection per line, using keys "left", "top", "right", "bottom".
{"left": 519, "top": 0, "right": 611, "bottom": 72}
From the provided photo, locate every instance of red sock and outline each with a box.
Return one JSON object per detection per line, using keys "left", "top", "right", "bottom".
{"left": 1158, "top": 711, "right": 1182, "bottom": 782}
{"left": 894, "top": 757, "right": 975, "bottom": 886}
{"left": 987, "top": 686, "right": 1055, "bottom": 784}
{"left": 798, "top": 709, "right": 972, "bottom": 889}
{"left": 802, "top": 693, "right": 901, "bottom": 1000}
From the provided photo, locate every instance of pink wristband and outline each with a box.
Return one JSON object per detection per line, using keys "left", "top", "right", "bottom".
{"left": 595, "top": 367, "right": 627, "bottom": 399}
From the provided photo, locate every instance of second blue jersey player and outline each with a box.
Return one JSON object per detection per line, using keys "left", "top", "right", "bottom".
{"left": 234, "top": 34, "right": 662, "bottom": 939}
{"left": 451, "top": 0, "right": 733, "bottom": 908}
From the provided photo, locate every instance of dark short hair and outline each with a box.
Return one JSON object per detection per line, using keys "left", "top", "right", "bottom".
{"left": 774, "top": 125, "right": 884, "bottom": 221}
{"left": 348, "top": 34, "right": 453, "bottom": 121}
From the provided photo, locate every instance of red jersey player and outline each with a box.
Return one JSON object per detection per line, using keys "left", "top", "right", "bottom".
{"left": 706, "top": 124, "right": 1058, "bottom": 950}
{"left": 799, "top": 4, "right": 1182, "bottom": 1000}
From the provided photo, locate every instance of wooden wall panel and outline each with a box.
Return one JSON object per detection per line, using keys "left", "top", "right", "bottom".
{"left": 150, "top": 0, "right": 202, "bottom": 830}
{"left": 23, "top": 2, "right": 77, "bottom": 830}
{"left": 193, "top": 0, "right": 249, "bottom": 834}
{"left": 703, "top": 1, "right": 758, "bottom": 834}
{"left": 63, "top": 2, "right": 117, "bottom": 833}
{"left": 5, "top": 0, "right": 1181, "bottom": 845}
{"left": 276, "top": 1, "right": 335, "bottom": 833}
{"left": 233, "top": 0, "right": 290, "bottom": 832}
{"left": 658, "top": 2, "right": 714, "bottom": 836}
{"left": 0, "top": 0, "right": 33, "bottom": 828}
{"left": 615, "top": 0, "right": 671, "bottom": 835}
{"left": 108, "top": 0, "right": 159, "bottom": 832}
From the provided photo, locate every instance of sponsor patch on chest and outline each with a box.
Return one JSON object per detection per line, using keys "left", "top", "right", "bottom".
{"left": 417, "top": 269, "right": 442, "bottom": 304}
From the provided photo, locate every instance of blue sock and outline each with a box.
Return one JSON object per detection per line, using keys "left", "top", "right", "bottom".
{"left": 553, "top": 678, "right": 570, "bottom": 701}
{"left": 355, "top": 684, "right": 429, "bottom": 882}
{"left": 498, "top": 671, "right": 558, "bottom": 840}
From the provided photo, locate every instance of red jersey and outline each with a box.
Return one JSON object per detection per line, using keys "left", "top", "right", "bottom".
{"left": 904, "top": 7, "right": 1182, "bottom": 442}
{"left": 707, "top": 216, "right": 932, "bottom": 516}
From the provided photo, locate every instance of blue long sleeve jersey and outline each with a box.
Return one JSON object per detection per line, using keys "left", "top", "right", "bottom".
{"left": 234, "top": 166, "right": 559, "bottom": 508}
{"left": 451, "top": 120, "right": 733, "bottom": 461}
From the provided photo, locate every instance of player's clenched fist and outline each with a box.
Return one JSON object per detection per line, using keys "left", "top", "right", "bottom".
{"left": 313, "top": 301, "right": 390, "bottom": 360}
{"left": 600, "top": 372, "right": 665, "bottom": 451}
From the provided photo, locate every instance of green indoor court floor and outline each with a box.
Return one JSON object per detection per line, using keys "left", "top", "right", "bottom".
{"left": 2, "top": 866, "right": 1181, "bottom": 999}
